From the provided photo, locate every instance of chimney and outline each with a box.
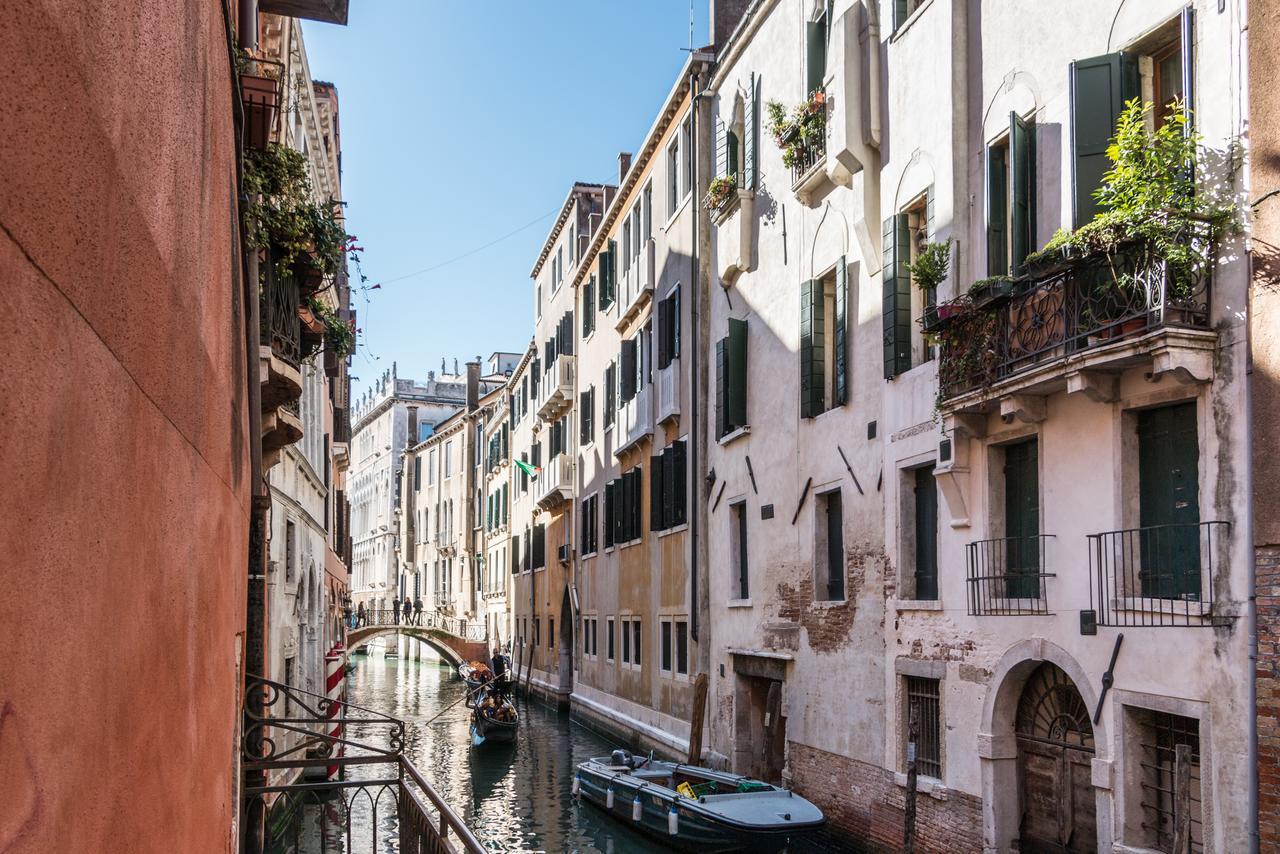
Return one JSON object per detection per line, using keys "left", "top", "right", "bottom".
{"left": 710, "top": 0, "right": 751, "bottom": 50}
{"left": 618, "top": 152, "right": 633, "bottom": 184}
{"left": 407, "top": 406, "right": 419, "bottom": 445}
{"left": 465, "top": 360, "right": 480, "bottom": 412}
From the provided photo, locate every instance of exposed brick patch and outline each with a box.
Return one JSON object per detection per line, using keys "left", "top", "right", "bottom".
{"left": 789, "top": 741, "right": 984, "bottom": 853}
{"left": 774, "top": 542, "right": 885, "bottom": 653}
{"left": 1258, "top": 545, "right": 1280, "bottom": 851}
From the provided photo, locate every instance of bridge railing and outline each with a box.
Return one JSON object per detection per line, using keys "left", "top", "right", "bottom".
{"left": 241, "top": 674, "right": 486, "bottom": 853}
{"left": 354, "top": 609, "right": 488, "bottom": 643}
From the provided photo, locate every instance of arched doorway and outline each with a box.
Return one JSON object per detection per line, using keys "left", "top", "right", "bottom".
{"left": 1016, "top": 662, "right": 1097, "bottom": 853}
{"left": 558, "top": 588, "right": 573, "bottom": 694}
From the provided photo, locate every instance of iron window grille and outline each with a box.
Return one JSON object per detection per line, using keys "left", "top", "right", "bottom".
{"left": 1088, "top": 521, "right": 1229, "bottom": 627}
{"left": 965, "top": 534, "right": 1056, "bottom": 616}
{"left": 905, "top": 676, "right": 942, "bottom": 779}
{"left": 1137, "top": 709, "right": 1203, "bottom": 853}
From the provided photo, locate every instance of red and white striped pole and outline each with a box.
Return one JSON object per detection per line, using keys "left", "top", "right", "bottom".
{"left": 325, "top": 642, "right": 346, "bottom": 781}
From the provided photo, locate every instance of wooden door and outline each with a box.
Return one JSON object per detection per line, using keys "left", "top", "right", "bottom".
{"left": 1004, "top": 439, "right": 1040, "bottom": 597}
{"left": 1016, "top": 663, "right": 1097, "bottom": 853}
{"left": 1138, "top": 402, "right": 1201, "bottom": 599}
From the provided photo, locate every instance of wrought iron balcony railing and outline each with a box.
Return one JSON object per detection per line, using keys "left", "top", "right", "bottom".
{"left": 965, "top": 534, "right": 1056, "bottom": 616}
{"left": 1087, "top": 521, "right": 1230, "bottom": 627}
{"left": 261, "top": 260, "right": 302, "bottom": 369}
{"left": 241, "top": 675, "right": 485, "bottom": 853}
{"left": 938, "top": 222, "right": 1213, "bottom": 402}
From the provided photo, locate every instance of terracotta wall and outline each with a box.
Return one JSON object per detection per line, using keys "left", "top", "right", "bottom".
{"left": 1254, "top": 3, "right": 1280, "bottom": 849}
{"left": 0, "top": 1, "right": 249, "bottom": 852}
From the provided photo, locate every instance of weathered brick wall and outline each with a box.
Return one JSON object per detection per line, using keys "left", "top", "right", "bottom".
{"left": 1257, "top": 546, "right": 1280, "bottom": 848}
{"left": 789, "top": 741, "right": 984, "bottom": 853}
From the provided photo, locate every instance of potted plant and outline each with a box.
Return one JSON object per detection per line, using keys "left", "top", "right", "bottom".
{"left": 967, "top": 275, "right": 1014, "bottom": 307}
{"left": 921, "top": 294, "right": 971, "bottom": 332}
{"left": 766, "top": 90, "right": 828, "bottom": 172}
{"left": 237, "top": 53, "right": 282, "bottom": 151}
{"left": 704, "top": 174, "right": 738, "bottom": 213}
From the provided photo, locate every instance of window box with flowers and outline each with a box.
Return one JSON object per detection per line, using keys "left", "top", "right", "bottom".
{"left": 767, "top": 91, "right": 828, "bottom": 189}
{"left": 704, "top": 174, "right": 740, "bottom": 221}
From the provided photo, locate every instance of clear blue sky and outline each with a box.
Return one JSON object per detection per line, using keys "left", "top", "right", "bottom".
{"left": 302, "top": 2, "right": 709, "bottom": 396}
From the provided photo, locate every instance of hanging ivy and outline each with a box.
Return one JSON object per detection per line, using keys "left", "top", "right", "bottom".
{"left": 242, "top": 143, "right": 348, "bottom": 281}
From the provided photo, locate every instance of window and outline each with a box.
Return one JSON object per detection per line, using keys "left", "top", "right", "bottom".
{"left": 642, "top": 183, "right": 653, "bottom": 241}
{"left": 660, "top": 619, "right": 673, "bottom": 673}
{"left": 413, "top": 454, "right": 421, "bottom": 488}
{"left": 584, "top": 617, "right": 598, "bottom": 658}
{"left": 1000, "top": 439, "right": 1041, "bottom": 598}
{"left": 620, "top": 335, "right": 639, "bottom": 404}
{"left": 621, "top": 615, "right": 631, "bottom": 663}
{"left": 805, "top": 6, "right": 828, "bottom": 95}
{"left": 987, "top": 114, "right": 1036, "bottom": 276}
{"left": 285, "top": 519, "right": 296, "bottom": 581}
{"left": 534, "top": 617, "right": 540, "bottom": 648}
{"left": 568, "top": 224, "right": 576, "bottom": 265}
{"left": 622, "top": 212, "right": 632, "bottom": 275}
{"left": 604, "top": 466, "right": 643, "bottom": 544}
{"left": 603, "top": 363, "right": 616, "bottom": 429}
{"left": 531, "top": 523, "right": 546, "bottom": 570}
{"left": 548, "top": 617, "right": 554, "bottom": 648}
{"left": 667, "top": 140, "right": 680, "bottom": 218}
{"left": 619, "top": 616, "right": 642, "bottom": 669}
{"left": 536, "top": 283, "right": 542, "bottom": 319}
{"left": 675, "top": 619, "right": 689, "bottom": 676}
{"left": 913, "top": 466, "right": 939, "bottom": 601}
{"left": 580, "top": 387, "right": 595, "bottom": 445}
{"left": 650, "top": 440, "right": 688, "bottom": 531}
{"left": 444, "top": 440, "right": 453, "bottom": 478}
{"left": 1136, "top": 402, "right": 1201, "bottom": 599}
{"left": 581, "top": 493, "right": 598, "bottom": 556}
{"left": 815, "top": 489, "right": 844, "bottom": 601}
{"left": 606, "top": 617, "right": 616, "bottom": 662}
{"left": 731, "top": 501, "right": 749, "bottom": 599}
{"left": 884, "top": 190, "right": 934, "bottom": 377}
{"left": 681, "top": 117, "right": 693, "bottom": 202}
{"left": 657, "top": 288, "right": 681, "bottom": 369}
{"left": 904, "top": 676, "right": 941, "bottom": 779}
{"left": 632, "top": 619, "right": 641, "bottom": 667}
{"left": 598, "top": 240, "right": 616, "bottom": 310}
{"left": 583, "top": 276, "right": 596, "bottom": 337}
{"left": 800, "top": 259, "right": 849, "bottom": 417}
{"left": 715, "top": 318, "right": 748, "bottom": 438}
{"left": 1130, "top": 708, "right": 1202, "bottom": 851}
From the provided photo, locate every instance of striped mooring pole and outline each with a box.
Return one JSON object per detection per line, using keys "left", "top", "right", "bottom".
{"left": 325, "top": 643, "right": 346, "bottom": 781}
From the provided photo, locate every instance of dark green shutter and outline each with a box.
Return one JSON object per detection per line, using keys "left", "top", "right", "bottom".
{"left": 800, "top": 278, "right": 826, "bottom": 418}
{"left": 825, "top": 491, "right": 844, "bottom": 600}
{"left": 744, "top": 72, "right": 757, "bottom": 190}
{"left": 650, "top": 452, "right": 665, "bottom": 532}
{"left": 1010, "top": 112, "right": 1036, "bottom": 274}
{"left": 1138, "top": 403, "right": 1201, "bottom": 598}
{"left": 672, "top": 439, "right": 687, "bottom": 526}
{"left": 834, "top": 257, "right": 848, "bottom": 407}
{"left": 727, "top": 131, "right": 739, "bottom": 180}
{"left": 1003, "top": 440, "right": 1040, "bottom": 598}
{"left": 806, "top": 20, "right": 826, "bottom": 95}
{"left": 1071, "top": 52, "right": 1139, "bottom": 228}
{"left": 715, "top": 337, "right": 727, "bottom": 438}
{"left": 727, "top": 318, "right": 748, "bottom": 430}
{"left": 620, "top": 339, "right": 637, "bottom": 402}
{"left": 913, "top": 466, "right": 938, "bottom": 600}
{"left": 604, "top": 481, "right": 615, "bottom": 548}
{"left": 893, "top": 0, "right": 909, "bottom": 32}
{"left": 987, "top": 142, "right": 1009, "bottom": 277}
{"left": 882, "top": 215, "right": 912, "bottom": 379}
{"left": 715, "top": 114, "right": 727, "bottom": 178}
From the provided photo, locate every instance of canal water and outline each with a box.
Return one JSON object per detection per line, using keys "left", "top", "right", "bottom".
{"left": 343, "top": 639, "right": 859, "bottom": 853}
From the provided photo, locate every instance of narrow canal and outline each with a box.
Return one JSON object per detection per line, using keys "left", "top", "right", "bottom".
{"left": 346, "top": 640, "right": 859, "bottom": 853}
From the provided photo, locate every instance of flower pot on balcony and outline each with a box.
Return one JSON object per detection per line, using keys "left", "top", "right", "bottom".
{"left": 298, "top": 305, "right": 325, "bottom": 335}
{"left": 324, "top": 349, "right": 340, "bottom": 377}
{"left": 968, "top": 277, "right": 1015, "bottom": 308}
{"left": 922, "top": 300, "right": 968, "bottom": 332}
{"left": 240, "top": 74, "right": 279, "bottom": 151}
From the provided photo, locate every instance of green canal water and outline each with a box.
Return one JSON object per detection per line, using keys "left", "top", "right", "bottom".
{"left": 344, "top": 640, "right": 859, "bottom": 853}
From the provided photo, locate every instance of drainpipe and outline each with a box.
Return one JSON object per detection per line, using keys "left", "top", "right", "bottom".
{"left": 689, "top": 53, "right": 714, "bottom": 645}
{"left": 865, "top": 0, "right": 881, "bottom": 149}
{"left": 1246, "top": 265, "right": 1259, "bottom": 854}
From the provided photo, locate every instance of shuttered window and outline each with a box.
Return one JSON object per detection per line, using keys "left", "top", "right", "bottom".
{"left": 581, "top": 494, "right": 598, "bottom": 555}
{"left": 598, "top": 239, "right": 617, "bottom": 309}
{"left": 987, "top": 140, "right": 1009, "bottom": 277}
{"left": 657, "top": 289, "right": 680, "bottom": 369}
{"left": 583, "top": 276, "right": 596, "bottom": 336}
{"left": 579, "top": 387, "right": 594, "bottom": 444}
{"left": 603, "top": 363, "right": 616, "bottom": 428}
{"left": 1070, "top": 52, "right": 1139, "bottom": 228}
{"left": 604, "top": 481, "right": 616, "bottom": 549}
{"left": 649, "top": 440, "right": 688, "bottom": 532}
{"left": 620, "top": 338, "right": 638, "bottom": 403}
{"left": 892, "top": 0, "right": 925, "bottom": 33}
{"left": 531, "top": 523, "right": 546, "bottom": 570}
{"left": 882, "top": 214, "right": 912, "bottom": 379}
{"left": 744, "top": 72, "right": 757, "bottom": 191}
{"left": 800, "top": 278, "right": 826, "bottom": 418}
{"left": 1010, "top": 113, "right": 1036, "bottom": 274}
{"left": 805, "top": 7, "right": 828, "bottom": 96}
{"left": 715, "top": 319, "right": 748, "bottom": 439}
{"left": 650, "top": 450, "right": 665, "bottom": 533}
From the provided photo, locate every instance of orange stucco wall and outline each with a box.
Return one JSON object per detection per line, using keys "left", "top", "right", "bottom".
{"left": 0, "top": 2, "right": 249, "bottom": 852}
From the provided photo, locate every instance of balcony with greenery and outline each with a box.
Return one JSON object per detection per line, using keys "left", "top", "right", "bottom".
{"left": 931, "top": 101, "right": 1230, "bottom": 410}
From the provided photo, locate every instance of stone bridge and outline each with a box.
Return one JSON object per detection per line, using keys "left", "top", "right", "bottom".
{"left": 347, "top": 610, "right": 489, "bottom": 666}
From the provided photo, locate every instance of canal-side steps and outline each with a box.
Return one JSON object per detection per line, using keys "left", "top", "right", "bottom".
{"left": 241, "top": 673, "right": 487, "bottom": 852}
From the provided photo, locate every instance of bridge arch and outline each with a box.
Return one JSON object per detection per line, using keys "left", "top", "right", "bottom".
{"left": 346, "top": 626, "right": 486, "bottom": 668}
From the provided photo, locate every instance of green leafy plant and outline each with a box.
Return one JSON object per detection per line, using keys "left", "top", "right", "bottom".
{"left": 704, "top": 174, "right": 738, "bottom": 212}
{"left": 907, "top": 238, "right": 953, "bottom": 291}
{"left": 968, "top": 275, "right": 1012, "bottom": 297}
{"left": 766, "top": 90, "right": 827, "bottom": 170}
{"left": 242, "top": 143, "right": 348, "bottom": 280}
{"left": 307, "top": 296, "right": 355, "bottom": 358}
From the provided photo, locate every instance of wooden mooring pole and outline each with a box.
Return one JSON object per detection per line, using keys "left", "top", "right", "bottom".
{"left": 903, "top": 700, "right": 919, "bottom": 854}
{"left": 686, "top": 673, "right": 709, "bottom": 764}
{"left": 1173, "top": 743, "right": 1193, "bottom": 854}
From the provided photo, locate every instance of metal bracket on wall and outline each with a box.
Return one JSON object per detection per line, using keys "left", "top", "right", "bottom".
{"left": 791, "top": 477, "right": 813, "bottom": 525}
{"left": 837, "top": 445, "right": 863, "bottom": 495}
{"left": 745, "top": 455, "right": 758, "bottom": 494}
{"left": 711, "top": 481, "right": 726, "bottom": 513}
{"left": 876, "top": 467, "right": 883, "bottom": 492}
{"left": 1093, "top": 633, "right": 1124, "bottom": 724}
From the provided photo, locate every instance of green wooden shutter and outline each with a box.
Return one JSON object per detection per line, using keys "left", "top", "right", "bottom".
{"left": 715, "top": 337, "right": 728, "bottom": 438}
{"left": 893, "top": 0, "right": 909, "bottom": 32}
{"left": 1138, "top": 402, "right": 1201, "bottom": 598}
{"left": 806, "top": 20, "right": 826, "bottom": 95}
{"left": 715, "top": 114, "right": 727, "bottom": 178}
{"left": 800, "top": 278, "right": 826, "bottom": 418}
{"left": 620, "top": 339, "right": 637, "bottom": 402}
{"left": 1003, "top": 440, "right": 1040, "bottom": 598}
{"left": 913, "top": 466, "right": 938, "bottom": 600}
{"left": 727, "top": 131, "right": 740, "bottom": 180}
{"left": 584, "top": 277, "right": 595, "bottom": 336}
{"left": 1071, "top": 52, "right": 1138, "bottom": 228}
{"left": 834, "top": 257, "right": 848, "bottom": 407}
{"left": 650, "top": 452, "right": 665, "bottom": 532}
{"left": 671, "top": 439, "right": 687, "bottom": 526}
{"left": 987, "top": 142, "right": 1009, "bottom": 277}
{"left": 604, "top": 481, "right": 615, "bottom": 548}
{"left": 1010, "top": 112, "right": 1036, "bottom": 274}
{"left": 744, "top": 72, "right": 757, "bottom": 190}
{"left": 728, "top": 318, "right": 748, "bottom": 429}
{"left": 881, "top": 215, "right": 912, "bottom": 379}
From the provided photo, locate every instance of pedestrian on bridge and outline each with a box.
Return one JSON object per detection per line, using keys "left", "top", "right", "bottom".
{"left": 392, "top": 597, "right": 401, "bottom": 625}
{"left": 413, "top": 597, "right": 423, "bottom": 625}
{"left": 402, "top": 598, "right": 412, "bottom": 625}
{"left": 356, "top": 601, "right": 366, "bottom": 627}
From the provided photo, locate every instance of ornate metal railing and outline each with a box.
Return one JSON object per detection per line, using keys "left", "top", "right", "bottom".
{"left": 965, "top": 534, "right": 1056, "bottom": 616}
{"left": 1087, "top": 521, "right": 1230, "bottom": 628}
{"left": 261, "top": 257, "right": 301, "bottom": 368}
{"left": 355, "top": 609, "right": 487, "bottom": 642}
{"left": 939, "top": 223, "right": 1213, "bottom": 400}
{"left": 242, "top": 674, "right": 485, "bottom": 853}
{"left": 789, "top": 132, "right": 826, "bottom": 186}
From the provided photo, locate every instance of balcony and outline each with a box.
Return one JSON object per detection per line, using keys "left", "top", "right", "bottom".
{"left": 1087, "top": 521, "right": 1230, "bottom": 628}
{"left": 535, "top": 453, "right": 573, "bottom": 510}
{"left": 656, "top": 360, "right": 680, "bottom": 424}
{"left": 536, "top": 354, "right": 574, "bottom": 421}
{"left": 616, "top": 238, "right": 656, "bottom": 330}
{"left": 965, "top": 535, "right": 1056, "bottom": 616}
{"left": 614, "top": 383, "right": 653, "bottom": 457}
{"left": 936, "top": 224, "right": 1215, "bottom": 414}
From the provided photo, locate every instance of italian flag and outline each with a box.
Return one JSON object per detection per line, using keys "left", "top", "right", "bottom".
{"left": 514, "top": 459, "right": 541, "bottom": 480}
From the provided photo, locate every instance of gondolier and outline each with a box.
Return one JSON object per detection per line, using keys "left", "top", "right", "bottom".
{"left": 490, "top": 646, "right": 510, "bottom": 700}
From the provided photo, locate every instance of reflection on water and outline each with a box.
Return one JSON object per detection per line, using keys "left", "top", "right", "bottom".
{"left": 344, "top": 637, "right": 858, "bottom": 853}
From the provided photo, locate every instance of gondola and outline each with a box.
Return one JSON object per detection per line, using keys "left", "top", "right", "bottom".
{"left": 574, "top": 750, "right": 824, "bottom": 853}
{"left": 469, "top": 690, "right": 518, "bottom": 747}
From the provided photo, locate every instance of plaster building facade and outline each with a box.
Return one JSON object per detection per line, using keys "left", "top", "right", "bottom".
{"left": 512, "top": 184, "right": 610, "bottom": 706}
{"left": 872, "top": 0, "right": 1254, "bottom": 851}
{"left": 701, "top": 0, "right": 889, "bottom": 825}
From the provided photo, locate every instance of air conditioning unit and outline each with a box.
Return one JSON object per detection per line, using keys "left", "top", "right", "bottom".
{"left": 557, "top": 544, "right": 572, "bottom": 563}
